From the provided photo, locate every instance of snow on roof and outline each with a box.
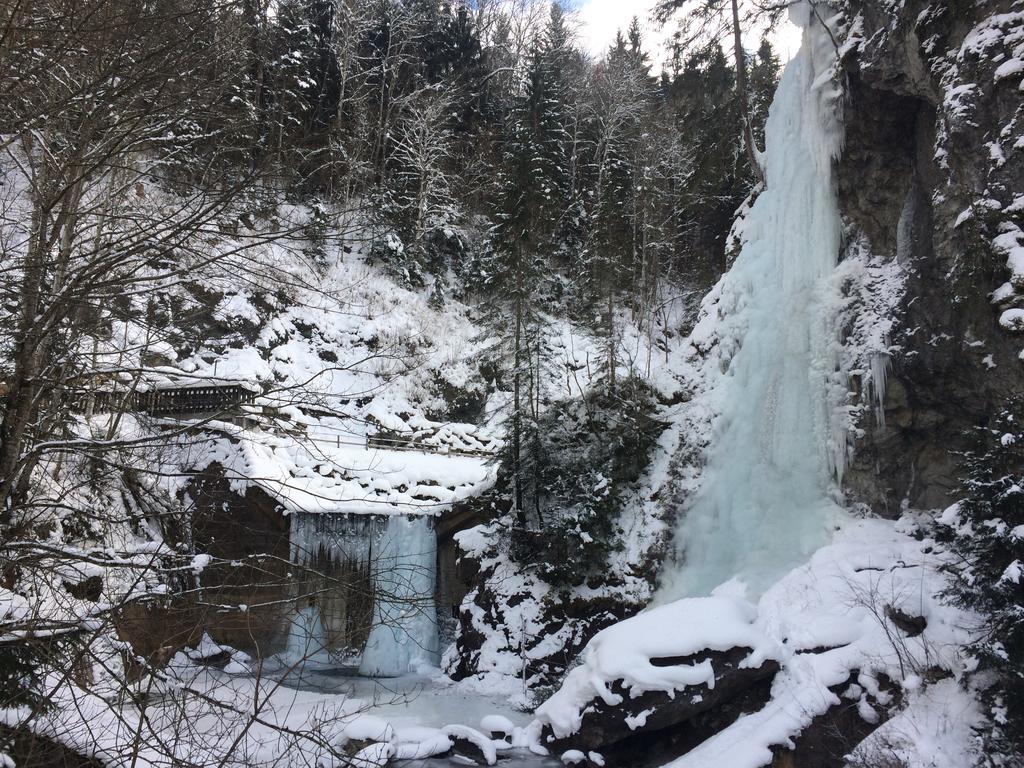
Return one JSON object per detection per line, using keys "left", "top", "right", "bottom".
{"left": 188, "top": 421, "right": 495, "bottom": 516}
{"left": 91, "top": 365, "right": 263, "bottom": 394}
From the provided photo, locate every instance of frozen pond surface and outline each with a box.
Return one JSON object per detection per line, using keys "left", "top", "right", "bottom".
{"left": 402, "top": 757, "right": 563, "bottom": 767}
{"left": 269, "top": 667, "right": 527, "bottom": 729}
{"left": 264, "top": 666, "right": 562, "bottom": 766}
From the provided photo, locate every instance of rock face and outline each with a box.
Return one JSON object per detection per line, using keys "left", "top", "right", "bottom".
{"left": 115, "top": 466, "right": 293, "bottom": 666}
{"left": 838, "top": 0, "right": 1024, "bottom": 514}
{"left": 541, "top": 647, "right": 780, "bottom": 767}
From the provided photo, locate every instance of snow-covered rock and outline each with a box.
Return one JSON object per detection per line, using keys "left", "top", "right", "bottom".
{"left": 535, "top": 597, "right": 780, "bottom": 742}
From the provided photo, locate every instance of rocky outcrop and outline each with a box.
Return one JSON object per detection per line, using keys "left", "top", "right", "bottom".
{"left": 448, "top": 552, "right": 646, "bottom": 688}
{"left": 839, "top": 0, "right": 1024, "bottom": 513}
{"left": 541, "top": 647, "right": 780, "bottom": 767}
{"left": 768, "top": 672, "right": 900, "bottom": 768}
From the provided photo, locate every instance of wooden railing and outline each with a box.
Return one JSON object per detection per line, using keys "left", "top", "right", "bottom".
{"left": 304, "top": 431, "right": 496, "bottom": 458}
{"left": 88, "top": 382, "right": 497, "bottom": 459}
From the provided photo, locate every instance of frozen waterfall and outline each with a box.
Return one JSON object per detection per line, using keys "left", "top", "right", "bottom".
{"left": 281, "top": 603, "right": 333, "bottom": 671}
{"left": 359, "top": 515, "right": 439, "bottom": 677}
{"left": 660, "top": 4, "right": 848, "bottom": 599}
{"left": 289, "top": 512, "right": 439, "bottom": 677}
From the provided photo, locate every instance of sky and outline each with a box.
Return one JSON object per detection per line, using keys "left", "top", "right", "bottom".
{"left": 570, "top": 0, "right": 804, "bottom": 70}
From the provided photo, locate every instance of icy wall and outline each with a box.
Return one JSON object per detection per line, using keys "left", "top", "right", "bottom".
{"left": 359, "top": 515, "right": 440, "bottom": 676}
{"left": 659, "top": 4, "right": 849, "bottom": 599}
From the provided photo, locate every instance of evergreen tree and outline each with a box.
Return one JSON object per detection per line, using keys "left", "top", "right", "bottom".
{"left": 587, "top": 126, "right": 634, "bottom": 391}
{"left": 578, "top": 23, "right": 658, "bottom": 388}
{"left": 436, "top": 2, "right": 487, "bottom": 131}
{"left": 654, "top": 0, "right": 771, "bottom": 184}
{"left": 264, "top": 0, "right": 341, "bottom": 184}
{"left": 479, "top": 110, "right": 551, "bottom": 530}
{"left": 937, "top": 404, "right": 1024, "bottom": 766}
{"left": 525, "top": 3, "right": 574, "bottom": 241}
{"left": 472, "top": 5, "right": 582, "bottom": 531}
{"left": 626, "top": 16, "right": 653, "bottom": 77}
{"left": 667, "top": 42, "right": 746, "bottom": 275}
{"left": 748, "top": 38, "right": 780, "bottom": 147}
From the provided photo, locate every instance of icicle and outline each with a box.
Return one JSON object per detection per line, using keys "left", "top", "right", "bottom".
{"left": 896, "top": 175, "right": 919, "bottom": 265}
{"left": 868, "top": 350, "right": 890, "bottom": 428}
{"left": 281, "top": 603, "right": 332, "bottom": 671}
{"left": 290, "top": 512, "right": 387, "bottom": 568}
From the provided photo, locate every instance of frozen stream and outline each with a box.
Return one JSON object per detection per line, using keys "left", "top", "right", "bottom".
{"left": 402, "top": 755, "right": 561, "bottom": 767}
{"left": 271, "top": 668, "right": 524, "bottom": 729}
{"left": 263, "top": 666, "right": 561, "bottom": 766}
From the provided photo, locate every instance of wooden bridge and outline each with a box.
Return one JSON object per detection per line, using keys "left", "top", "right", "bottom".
{"left": 92, "top": 382, "right": 259, "bottom": 417}
{"left": 91, "top": 380, "right": 498, "bottom": 459}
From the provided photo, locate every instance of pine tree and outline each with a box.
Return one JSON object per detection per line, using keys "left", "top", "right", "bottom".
{"left": 435, "top": 2, "right": 487, "bottom": 131}
{"left": 480, "top": 110, "right": 550, "bottom": 531}
{"left": 937, "top": 404, "right": 1024, "bottom": 765}
{"left": 525, "top": 3, "right": 574, "bottom": 241}
{"left": 666, "top": 42, "right": 746, "bottom": 275}
{"left": 626, "top": 16, "right": 653, "bottom": 77}
{"left": 579, "top": 24, "right": 658, "bottom": 390}
{"left": 587, "top": 128, "right": 633, "bottom": 391}
{"left": 472, "top": 5, "right": 581, "bottom": 532}
{"left": 654, "top": 0, "right": 767, "bottom": 184}
{"left": 748, "top": 38, "right": 780, "bottom": 148}
{"left": 264, "top": 0, "right": 341, "bottom": 183}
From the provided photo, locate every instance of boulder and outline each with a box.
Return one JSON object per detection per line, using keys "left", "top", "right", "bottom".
{"left": 542, "top": 647, "right": 780, "bottom": 762}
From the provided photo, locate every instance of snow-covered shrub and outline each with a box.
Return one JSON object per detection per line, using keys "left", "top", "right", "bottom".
{"left": 0, "top": 641, "right": 48, "bottom": 709}
{"left": 510, "top": 377, "right": 663, "bottom": 587}
{"left": 935, "top": 402, "right": 1024, "bottom": 766}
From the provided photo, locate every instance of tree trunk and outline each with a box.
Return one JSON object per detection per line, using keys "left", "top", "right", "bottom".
{"left": 0, "top": 194, "right": 48, "bottom": 518}
{"left": 243, "top": 0, "right": 267, "bottom": 171}
{"left": 731, "top": 0, "right": 765, "bottom": 186}
{"left": 511, "top": 255, "right": 526, "bottom": 529}
{"left": 607, "top": 288, "right": 616, "bottom": 393}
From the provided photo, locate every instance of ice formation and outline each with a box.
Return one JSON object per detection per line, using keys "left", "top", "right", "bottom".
{"left": 281, "top": 604, "right": 333, "bottom": 670}
{"left": 661, "top": 3, "right": 849, "bottom": 599}
{"left": 290, "top": 512, "right": 439, "bottom": 677}
{"left": 359, "top": 514, "right": 440, "bottom": 677}
{"left": 290, "top": 512, "right": 389, "bottom": 567}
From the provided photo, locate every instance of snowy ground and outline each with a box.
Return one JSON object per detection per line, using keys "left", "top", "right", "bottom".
{"left": 260, "top": 667, "right": 532, "bottom": 731}
{"left": 533, "top": 512, "right": 983, "bottom": 768}
{"left": 174, "top": 664, "right": 561, "bottom": 767}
